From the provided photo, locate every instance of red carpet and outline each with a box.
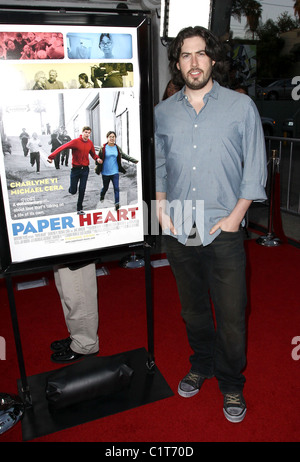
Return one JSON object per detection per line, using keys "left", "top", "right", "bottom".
{"left": 0, "top": 238, "right": 299, "bottom": 443}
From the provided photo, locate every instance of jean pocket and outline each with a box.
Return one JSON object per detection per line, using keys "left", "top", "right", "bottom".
{"left": 220, "top": 228, "right": 241, "bottom": 234}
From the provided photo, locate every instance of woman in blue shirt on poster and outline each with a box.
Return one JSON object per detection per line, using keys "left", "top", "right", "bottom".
{"left": 97, "top": 131, "right": 138, "bottom": 210}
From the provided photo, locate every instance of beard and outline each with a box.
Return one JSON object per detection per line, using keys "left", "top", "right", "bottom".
{"left": 182, "top": 66, "right": 213, "bottom": 91}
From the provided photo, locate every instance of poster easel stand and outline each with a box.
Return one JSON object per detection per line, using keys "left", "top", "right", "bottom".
{"left": 144, "top": 244, "right": 155, "bottom": 371}
{"left": 5, "top": 274, "right": 32, "bottom": 408}
{"left": 4, "top": 243, "right": 155, "bottom": 407}
{"left": 3, "top": 242, "right": 173, "bottom": 441}
{"left": 0, "top": 6, "right": 173, "bottom": 440}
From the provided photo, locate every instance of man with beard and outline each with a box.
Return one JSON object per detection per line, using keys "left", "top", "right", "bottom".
{"left": 155, "top": 26, "right": 267, "bottom": 423}
{"left": 44, "top": 69, "right": 64, "bottom": 89}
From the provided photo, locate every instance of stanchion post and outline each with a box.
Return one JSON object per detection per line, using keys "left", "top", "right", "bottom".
{"left": 257, "top": 149, "right": 282, "bottom": 247}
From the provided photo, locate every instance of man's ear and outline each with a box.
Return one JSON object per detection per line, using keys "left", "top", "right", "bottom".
{"left": 176, "top": 62, "right": 181, "bottom": 71}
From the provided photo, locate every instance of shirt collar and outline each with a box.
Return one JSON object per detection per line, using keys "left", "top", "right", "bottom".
{"left": 176, "top": 80, "right": 220, "bottom": 102}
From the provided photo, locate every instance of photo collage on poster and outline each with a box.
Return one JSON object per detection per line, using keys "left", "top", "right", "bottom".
{"left": 0, "top": 25, "right": 144, "bottom": 263}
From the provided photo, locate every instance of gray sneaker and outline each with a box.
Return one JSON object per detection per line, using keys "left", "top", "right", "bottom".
{"left": 178, "top": 370, "right": 205, "bottom": 398}
{"left": 223, "top": 393, "right": 247, "bottom": 423}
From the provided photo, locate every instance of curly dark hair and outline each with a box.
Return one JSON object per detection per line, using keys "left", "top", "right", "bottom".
{"left": 168, "top": 26, "right": 228, "bottom": 87}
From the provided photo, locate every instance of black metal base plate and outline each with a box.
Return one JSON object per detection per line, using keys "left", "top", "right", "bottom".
{"left": 18, "top": 348, "right": 173, "bottom": 441}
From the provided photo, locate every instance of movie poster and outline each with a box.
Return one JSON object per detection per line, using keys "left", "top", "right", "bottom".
{"left": 0, "top": 24, "right": 144, "bottom": 263}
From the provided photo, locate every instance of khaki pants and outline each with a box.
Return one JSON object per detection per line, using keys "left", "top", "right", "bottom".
{"left": 54, "top": 263, "right": 99, "bottom": 355}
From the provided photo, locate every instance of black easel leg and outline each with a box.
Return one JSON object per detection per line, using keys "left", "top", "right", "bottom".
{"left": 5, "top": 275, "right": 32, "bottom": 407}
{"left": 144, "top": 245, "right": 155, "bottom": 371}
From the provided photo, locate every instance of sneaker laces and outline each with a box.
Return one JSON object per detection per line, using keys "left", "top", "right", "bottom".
{"left": 225, "top": 393, "right": 242, "bottom": 406}
{"left": 223, "top": 393, "right": 246, "bottom": 421}
{"left": 185, "top": 371, "right": 202, "bottom": 386}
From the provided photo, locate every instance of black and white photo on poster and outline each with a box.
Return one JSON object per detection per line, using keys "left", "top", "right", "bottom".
{"left": 0, "top": 24, "right": 144, "bottom": 263}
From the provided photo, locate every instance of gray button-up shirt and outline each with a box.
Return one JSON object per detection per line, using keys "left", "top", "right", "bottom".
{"left": 155, "top": 81, "right": 268, "bottom": 246}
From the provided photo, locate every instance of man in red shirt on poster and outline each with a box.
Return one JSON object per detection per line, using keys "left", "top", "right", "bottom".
{"left": 48, "top": 126, "right": 102, "bottom": 214}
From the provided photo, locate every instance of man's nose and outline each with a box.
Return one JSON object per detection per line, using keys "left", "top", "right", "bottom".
{"left": 191, "top": 53, "right": 199, "bottom": 67}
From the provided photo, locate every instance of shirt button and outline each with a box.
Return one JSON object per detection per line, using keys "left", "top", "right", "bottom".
{"left": 193, "top": 166, "right": 196, "bottom": 170}
{"left": 192, "top": 187, "right": 196, "bottom": 191}
{"left": 193, "top": 145, "right": 197, "bottom": 149}
{"left": 194, "top": 124, "right": 198, "bottom": 128}
{"left": 192, "top": 206, "right": 196, "bottom": 210}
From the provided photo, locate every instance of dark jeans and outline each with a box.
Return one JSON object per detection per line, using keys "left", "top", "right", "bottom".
{"left": 101, "top": 174, "right": 119, "bottom": 205}
{"left": 61, "top": 149, "right": 69, "bottom": 166}
{"left": 165, "top": 230, "right": 247, "bottom": 393}
{"left": 54, "top": 153, "right": 61, "bottom": 169}
{"left": 22, "top": 139, "right": 28, "bottom": 156}
{"left": 30, "top": 151, "right": 40, "bottom": 172}
{"left": 69, "top": 166, "right": 89, "bottom": 211}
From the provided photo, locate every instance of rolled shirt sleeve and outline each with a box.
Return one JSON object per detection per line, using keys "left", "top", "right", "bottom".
{"left": 239, "top": 99, "right": 268, "bottom": 201}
